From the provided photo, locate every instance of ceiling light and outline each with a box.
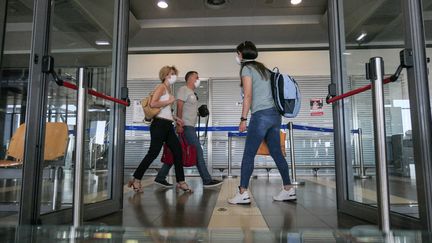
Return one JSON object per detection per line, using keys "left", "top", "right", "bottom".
{"left": 356, "top": 32, "right": 367, "bottom": 42}
{"left": 95, "top": 40, "right": 110, "bottom": 46}
{"left": 204, "top": 0, "right": 228, "bottom": 9}
{"left": 206, "top": 0, "right": 227, "bottom": 6}
{"left": 157, "top": 0, "right": 168, "bottom": 8}
{"left": 291, "top": 0, "right": 302, "bottom": 5}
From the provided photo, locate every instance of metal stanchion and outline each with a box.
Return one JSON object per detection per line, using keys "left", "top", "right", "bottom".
{"left": 227, "top": 134, "right": 235, "bottom": 178}
{"left": 288, "top": 122, "right": 305, "bottom": 186}
{"left": 52, "top": 167, "right": 63, "bottom": 210}
{"left": 355, "top": 128, "right": 371, "bottom": 179}
{"left": 368, "top": 57, "right": 391, "bottom": 233}
{"left": 73, "top": 67, "right": 87, "bottom": 227}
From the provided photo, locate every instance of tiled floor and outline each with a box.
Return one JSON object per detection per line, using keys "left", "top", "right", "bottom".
{"left": 251, "top": 177, "right": 367, "bottom": 230}
{"left": 90, "top": 176, "right": 370, "bottom": 231}
{"left": 115, "top": 177, "right": 220, "bottom": 228}
{"left": 0, "top": 175, "right": 416, "bottom": 230}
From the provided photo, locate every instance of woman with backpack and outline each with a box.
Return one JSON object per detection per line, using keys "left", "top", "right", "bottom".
{"left": 128, "top": 65, "right": 193, "bottom": 193}
{"left": 228, "top": 41, "right": 296, "bottom": 204}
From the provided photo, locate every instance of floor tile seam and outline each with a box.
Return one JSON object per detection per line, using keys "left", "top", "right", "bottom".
{"left": 249, "top": 183, "right": 296, "bottom": 230}
{"left": 297, "top": 178, "right": 339, "bottom": 202}
{"left": 260, "top": 179, "right": 336, "bottom": 230}
{"left": 208, "top": 178, "right": 269, "bottom": 229}
{"left": 310, "top": 216, "right": 339, "bottom": 227}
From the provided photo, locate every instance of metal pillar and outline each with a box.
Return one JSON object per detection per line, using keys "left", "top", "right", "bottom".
{"left": 0, "top": 0, "right": 8, "bottom": 69}
{"left": 110, "top": 0, "right": 130, "bottom": 210}
{"left": 368, "top": 57, "right": 391, "bottom": 233}
{"left": 19, "top": 0, "right": 51, "bottom": 225}
{"left": 73, "top": 67, "right": 87, "bottom": 227}
{"left": 288, "top": 122, "right": 304, "bottom": 186}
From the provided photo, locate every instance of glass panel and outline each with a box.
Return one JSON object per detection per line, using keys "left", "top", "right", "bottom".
{"left": 424, "top": 0, "right": 432, "bottom": 113}
{"left": 0, "top": 226, "right": 428, "bottom": 242}
{"left": 0, "top": 0, "right": 33, "bottom": 224}
{"left": 41, "top": 0, "right": 116, "bottom": 214}
{"left": 343, "top": 0, "right": 419, "bottom": 217}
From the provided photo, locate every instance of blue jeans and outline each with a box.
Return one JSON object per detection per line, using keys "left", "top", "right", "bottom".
{"left": 156, "top": 126, "right": 212, "bottom": 184}
{"left": 240, "top": 107, "right": 292, "bottom": 189}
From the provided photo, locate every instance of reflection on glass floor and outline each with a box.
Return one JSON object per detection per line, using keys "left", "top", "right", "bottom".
{"left": 0, "top": 169, "right": 109, "bottom": 224}
{"left": 94, "top": 176, "right": 369, "bottom": 230}
{"left": 0, "top": 175, "right": 423, "bottom": 230}
{"left": 0, "top": 172, "right": 427, "bottom": 241}
{"left": 0, "top": 225, "right": 428, "bottom": 242}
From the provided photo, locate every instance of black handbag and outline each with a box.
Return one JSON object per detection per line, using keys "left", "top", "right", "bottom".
{"left": 197, "top": 104, "right": 209, "bottom": 145}
{"left": 198, "top": 104, "right": 209, "bottom": 117}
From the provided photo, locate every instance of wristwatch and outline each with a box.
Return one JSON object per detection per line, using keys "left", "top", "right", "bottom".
{"left": 240, "top": 117, "right": 247, "bottom": 121}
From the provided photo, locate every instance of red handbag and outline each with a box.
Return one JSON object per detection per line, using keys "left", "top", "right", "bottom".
{"left": 161, "top": 133, "right": 197, "bottom": 167}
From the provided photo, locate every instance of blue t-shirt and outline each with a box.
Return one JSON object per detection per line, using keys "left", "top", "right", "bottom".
{"left": 241, "top": 65, "right": 274, "bottom": 113}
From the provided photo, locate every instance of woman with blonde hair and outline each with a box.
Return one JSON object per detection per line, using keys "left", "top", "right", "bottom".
{"left": 128, "top": 65, "right": 193, "bottom": 193}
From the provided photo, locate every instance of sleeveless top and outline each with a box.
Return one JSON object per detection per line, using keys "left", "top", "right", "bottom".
{"left": 156, "top": 87, "right": 174, "bottom": 121}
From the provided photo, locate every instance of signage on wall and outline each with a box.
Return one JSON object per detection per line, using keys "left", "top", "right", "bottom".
{"left": 132, "top": 100, "right": 145, "bottom": 123}
{"left": 310, "top": 98, "right": 324, "bottom": 116}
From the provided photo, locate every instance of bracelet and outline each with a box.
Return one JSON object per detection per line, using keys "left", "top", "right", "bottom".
{"left": 240, "top": 117, "right": 247, "bottom": 121}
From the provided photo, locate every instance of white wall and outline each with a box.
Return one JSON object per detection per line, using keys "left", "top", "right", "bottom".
{"left": 128, "top": 48, "right": 431, "bottom": 105}
{"left": 128, "top": 51, "right": 331, "bottom": 79}
{"left": 128, "top": 48, "right": 431, "bottom": 79}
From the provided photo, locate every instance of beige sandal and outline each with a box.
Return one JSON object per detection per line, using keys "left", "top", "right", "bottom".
{"left": 127, "top": 179, "right": 143, "bottom": 193}
{"left": 176, "top": 182, "right": 193, "bottom": 193}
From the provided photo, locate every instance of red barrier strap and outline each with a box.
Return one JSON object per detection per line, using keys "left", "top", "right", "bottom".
{"left": 62, "top": 80, "right": 129, "bottom": 106}
{"left": 326, "top": 77, "right": 392, "bottom": 104}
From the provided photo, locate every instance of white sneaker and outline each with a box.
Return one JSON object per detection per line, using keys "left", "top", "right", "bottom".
{"left": 228, "top": 189, "right": 251, "bottom": 205}
{"left": 273, "top": 187, "right": 296, "bottom": 201}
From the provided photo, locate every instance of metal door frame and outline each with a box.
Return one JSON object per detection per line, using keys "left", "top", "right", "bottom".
{"left": 0, "top": 0, "right": 7, "bottom": 69}
{"left": 0, "top": 0, "right": 9, "bottom": 164}
{"left": 19, "top": 0, "right": 129, "bottom": 224}
{"left": 329, "top": 0, "right": 432, "bottom": 230}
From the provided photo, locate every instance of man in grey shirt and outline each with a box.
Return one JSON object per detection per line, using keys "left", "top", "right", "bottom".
{"left": 155, "top": 71, "right": 223, "bottom": 188}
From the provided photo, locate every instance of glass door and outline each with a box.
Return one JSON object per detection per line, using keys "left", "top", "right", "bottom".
{"left": 331, "top": 0, "right": 432, "bottom": 228}
{"left": 342, "top": 0, "right": 419, "bottom": 217}
{"left": 38, "top": 0, "right": 121, "bottom": 222}
{"left": 424, "top": 0, "right": 432, "bottom": 112}
{"left": 0, "top": 0, "right": 33, "bottom": 224}
{"left": 5, "top": 0, "right": 130, "bottom": 224}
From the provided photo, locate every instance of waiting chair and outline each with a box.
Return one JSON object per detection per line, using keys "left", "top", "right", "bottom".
{"left": 0, "top": 122, "right": 69, "bottom": 210}
{"left": 0, "top": 122, "right": 68, "bottom": 167}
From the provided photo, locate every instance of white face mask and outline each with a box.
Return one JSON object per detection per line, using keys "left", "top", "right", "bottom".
{"left": 168, "top": 75, "right": 177, "bottom": 84}
{"left": 194, "top": 79, "right": 201, "bottom": 88}
{"left": 235, "top": 56, "right": 241, "bottom": 65}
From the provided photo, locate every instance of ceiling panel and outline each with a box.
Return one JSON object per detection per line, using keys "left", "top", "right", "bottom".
{"left": 131, "top": 0, "right": 327, "bottom": 19}
{"left": 129, "top": 0, "right": 329, "bottom": 51}
{"left": 3, "top": 0, "right": 429, "bottom": 58}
